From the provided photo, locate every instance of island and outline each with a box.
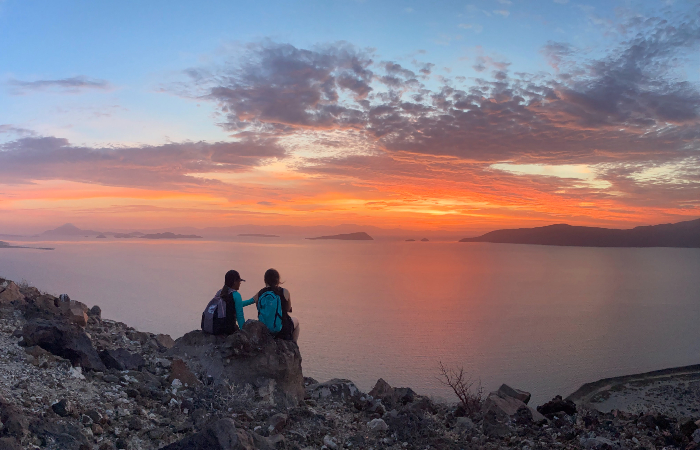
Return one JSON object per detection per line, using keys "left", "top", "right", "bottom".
{"left": 96, "top": 234, "right": 106, "bottom": 239}
{"left": 405, "top": 239, "right": 416, "bottom": 242}
{"left": 0, "top": 241, "right": 54, "bottom": 250}
{"left": 420, "top": 238, "right": 429, "bottom": 242}
{"left": 306, "top": 232, "right": 373, "bottom": 241}
{"left": 140, "top": 232, "right": 203, "bottom": 240}
{"left": 459, "top": 217, "right": 700, "bottom": 248}
{"left": 238, "top": 233, "right": 280, "bottom": 238}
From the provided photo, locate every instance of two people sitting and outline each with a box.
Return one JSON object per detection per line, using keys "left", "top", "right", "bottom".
{"left": 201, "top": 268, "right": 300, "bottom": 343}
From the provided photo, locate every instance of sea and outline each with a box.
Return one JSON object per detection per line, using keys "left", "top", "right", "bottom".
{"left": 1, "top": 238, "right": 699, "bottom": 406}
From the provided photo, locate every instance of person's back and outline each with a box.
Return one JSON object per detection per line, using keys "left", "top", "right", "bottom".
{"left": 201, "top": 269, "right": 249, "bottom": 335}
{"left": 254, "top": 268, "right": 300, "bottom": 343}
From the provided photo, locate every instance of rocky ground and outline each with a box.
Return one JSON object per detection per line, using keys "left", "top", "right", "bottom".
{"left": 0, "top": 277, "right": 700, "bottom": 450}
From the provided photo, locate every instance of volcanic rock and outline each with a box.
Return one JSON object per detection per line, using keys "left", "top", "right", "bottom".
{"left": 99, "top": 348, "right": 146, "bottom": 371}
{"left": 306, "top": 379, "right": 362, "bottom": 403}
{"left": 171, "top": 320, "right": 303, "bottom": 406}
{"left": 537, "top": 394, "right": 577, "bottom": 417}
{"left": 168, "top": 358, "right": 202, "bottom": 387}
{"left": 0, "top": 281, "right": 23, "bottom": 305}
{"left": 160, "top": 418, "right": 254, "bottom": 450}
{"left": 21, "top": 318, "right": 106, "bottom": 371}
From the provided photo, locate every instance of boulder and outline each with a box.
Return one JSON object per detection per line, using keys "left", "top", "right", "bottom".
{"left": 367, "top": 418, "right": 389, "bottom": 432}
{"left": 58, "top": 300, "right": 89, "bottom": 327}
{"left": 306, "top": 379, "right": 362, "bottom": 403}
{"left": 99, "top": 348, "right": 146, "bottom": 371}
{"left": 367, "top": 378, "right": 416, "bottom": 408}
{"left": 22, "top": 319, "right": 106, "bottom": 371}
{"left": 88, "top": 305, "right": 101, "bottom": 320}
{"left": 482, "top": 386, "right": 546, "bottom": 424}
{"left": 168, "top": 358, "right": 202, "bottom": 387}
{"left": 497, "top": 384, "right": 531, "bottom": 404}
{"left": 160, "top": 418, "right": 255, "bottom": 450}
{"left": 537, "top": 395, "right": 577, "bottom": 417}
{"left": 0, "top": 282, "right": 23, "bottom": 305}
{"left": 29, "top": 419, "right": 90, "bottom": 450}
{"left": 0, "top": 397, "right": 31, "bottom": 438}
{"left": 170, "top": 321, "right": 304, "bottom": 406}
{"left": 155, "top": 333, "right": 175, "bottom": 349}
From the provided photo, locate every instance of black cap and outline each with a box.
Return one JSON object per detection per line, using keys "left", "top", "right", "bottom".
{"left": 225, "top": 270, "right": 245, "bottom": 286}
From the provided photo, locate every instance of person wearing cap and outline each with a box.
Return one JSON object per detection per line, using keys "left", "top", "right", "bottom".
{"left": 223, "top": 269, "right": 256, "bottom": 331}
{"left": 206, "top": 269, "right": 255, "bottom": 335}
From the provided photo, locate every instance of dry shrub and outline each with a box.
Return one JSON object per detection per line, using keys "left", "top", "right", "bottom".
{"left": 437, "top": 361, "right": 484, "bottom": 417}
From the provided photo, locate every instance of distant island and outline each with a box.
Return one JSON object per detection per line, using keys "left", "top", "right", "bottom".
{"left": 406, "top": 239, "right": 416, "bottom": 242}
{"left": 421, "top": 238, "right": 429, "bottom": 242}
{"left": 238, "top": 233, "right": 280, "bottom": 238}
{"left": 0, "top": 241, "right": 53, "bottom": 250}
{"left": 41, "top": 223, "right": 101, "bottom": 236}
{"left": 306, "top": 232, "right": 373, "bottom": 241}
{"left": 459, "top": 218, "right": 700, "bottom": 248}
{"left": 140, "top": 232, "right": 202, "bottom": 240}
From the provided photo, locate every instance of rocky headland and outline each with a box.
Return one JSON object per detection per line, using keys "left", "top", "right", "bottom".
{"left": 0, "top": 276, "right": 698, "bottom": 450}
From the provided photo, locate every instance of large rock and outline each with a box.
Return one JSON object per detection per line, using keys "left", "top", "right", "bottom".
{"left": 22, "top": 319, "right": 106, "bottom": 371}
{"left": 306, "top": 379, "right": 362, "bottom": 403}
{"left": 482, "top": 386, "right": 546, "bottom": 424}
{"left": 171, "top": 320, "right": 304, "bottom": 407}
{"left": 0, "top": 281, "right": 23, "bottom": 305}
{"left": 161, "top": 418, "right": 255, "bottom": 450}
{"left": 497, "top": 384, "right": 531, "bottom": 405}
{"left": 0, "top": 397, "right": 31, "bottom": 439}
{"left": 537, "top": 395, "right": 577, "bottom": 417}
{"left": 99, "top": 348, "right": 146, "bottom": 371}
{"left": 368, "top": 378, "right": 416, "bottom": 408}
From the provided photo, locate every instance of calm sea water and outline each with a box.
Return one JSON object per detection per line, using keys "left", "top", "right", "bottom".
{"left": 1, "top": 238, "right": 699, "bottom": 406}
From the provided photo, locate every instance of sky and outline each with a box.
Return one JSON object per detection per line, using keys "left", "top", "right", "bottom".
{"left": 0, "top": 0, "right": 698, "bottom": 234}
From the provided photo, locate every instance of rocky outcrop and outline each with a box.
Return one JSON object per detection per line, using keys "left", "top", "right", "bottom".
{"left": 21, "top": 319, "right": 106, "bottom": 371}
{"left": 170, "top": 320, "right": 304, "bottom": 407}
{"left": 0, "top": 281, "right": 24, "bottom": 305}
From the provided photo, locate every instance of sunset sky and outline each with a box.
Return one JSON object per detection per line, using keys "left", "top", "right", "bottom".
{"left": 1, "top": 0, "right": 698, "bottom": 234}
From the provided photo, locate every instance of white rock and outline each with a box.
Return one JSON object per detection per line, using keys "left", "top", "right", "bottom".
{"left": 171, "top": 379, "right": 183, "bottom": 388}
{"left": 367, "top": 418, "right": 389, "bottom": 432}
{"left": 68, "top": 366, "right": 85, "bottom": 380}
{"left": 323, "top": 435, "right": 338, "bottom": 450}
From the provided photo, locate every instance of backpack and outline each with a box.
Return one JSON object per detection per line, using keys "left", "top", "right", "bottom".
{"left": 201, "top": 290, "right": 236, "bottom": 335}
{"left": 256, "top": 287, "right": 284, "bottom": 334}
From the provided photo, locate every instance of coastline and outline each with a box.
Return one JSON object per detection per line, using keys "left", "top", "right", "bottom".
{"left": 0, "top": 277, "right": 699, "bottom": 449}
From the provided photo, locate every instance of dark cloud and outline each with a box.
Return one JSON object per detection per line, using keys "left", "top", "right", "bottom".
{"left": 185, "top": 9, "right": 697, "bottom": 169}
{"left": 0, "top": 136, "right": 286, "bottom": 188}
{"left": 8, "top": 76, "right": 111, "bottom": 94}
{"left": 204, "top": 42, "right": 374, "bottom": 132}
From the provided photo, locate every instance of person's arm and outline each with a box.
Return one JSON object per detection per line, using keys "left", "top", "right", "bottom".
{"left": 233, "top": 292, "right": 246, "bottom": 330}
{"left": 283, "top": 288, "right": 292, "bottom": 313}
{"left": 241, "top": 296, "right": 255, "bottom": 307}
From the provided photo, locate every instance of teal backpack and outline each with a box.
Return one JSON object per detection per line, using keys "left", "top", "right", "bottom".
{"left": 257, "top": 287, "right": 284, "bottom": 334}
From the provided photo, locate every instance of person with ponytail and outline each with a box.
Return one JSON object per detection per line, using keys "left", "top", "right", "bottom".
{"left": 253, "top": 268, "right": 300, "bottom": 343}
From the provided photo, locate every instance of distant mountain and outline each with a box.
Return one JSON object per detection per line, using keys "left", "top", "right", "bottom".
{"left": 459, "top": 218, "right": 700, "bottom": 248}
{"left": 41, "top": 223, "right": 101, "bottom": 236}
{"left": 140, "top": 232, "right": 202, "bottom": 240}
{"left": 306, "top": 232, "right": 373, "bottom": 241}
